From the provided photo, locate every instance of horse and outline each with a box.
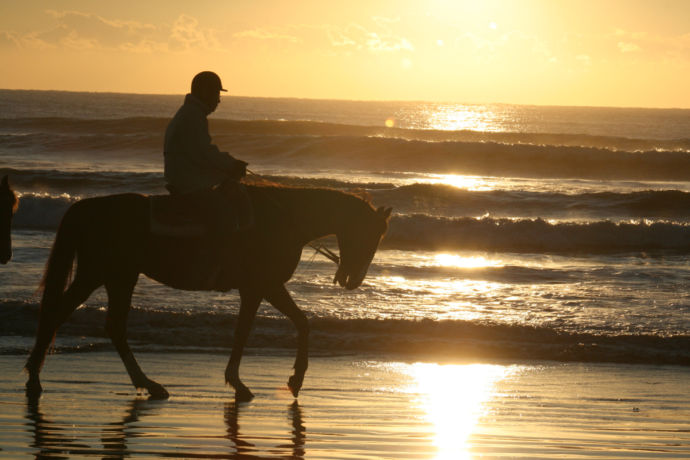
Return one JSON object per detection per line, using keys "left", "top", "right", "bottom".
{"left": 25, "top": 183, "right": 391, "bottom": 400}
{"left": 1, "top": 175, "right": 19, "bottom": 264}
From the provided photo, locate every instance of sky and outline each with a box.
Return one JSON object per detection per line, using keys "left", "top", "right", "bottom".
{"left": 1, "top": 0, "right": 689, "bottom": 108}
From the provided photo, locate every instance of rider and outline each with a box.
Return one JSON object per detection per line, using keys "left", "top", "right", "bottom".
{"left": 164, "top": 70, "right": 247, "bottom": 196}
{"left": 164, "top": 71, "right": 251, "bottom": 282}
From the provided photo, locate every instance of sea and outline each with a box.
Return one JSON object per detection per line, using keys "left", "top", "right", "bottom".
{"left": 0, "top": 89, "right": 689, "bottom": 366}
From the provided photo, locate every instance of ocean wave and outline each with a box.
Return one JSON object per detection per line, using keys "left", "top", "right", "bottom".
{"left": 10, "top": 191, "right": 690, "bottom": 253}
{"left": 10, "top": 168, "right": 690, "bottom": 218}
{"left": 12, "top": 193, "right": 77, "bottom": 230}
{"left": 226, "top": 134, "right": 690, "bottom": 181}
{"left": 3, "top": 117, "right": 690, "bottom": 152}
{"left": 0, "top": 167, "right": 393, "bottom": 197}
{"left": 371, "top": 184, "right": 690, "bottom": 220}
{"left": 7, "top": 168, "right": 690, "bottom": 222}
{"left": 385, "top": 215, "right": 690, "bottom": 254}
{"left": 3, "top": 117, "right": 690, "bottom": 181}
{"left": 1, "top": 167, "right": 166, "bottom": 196}
{"left": 1, "top": 301, "right": 687, "bottom": 365}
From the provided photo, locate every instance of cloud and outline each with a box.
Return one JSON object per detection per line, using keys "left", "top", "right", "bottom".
{"left": 233, "top": 28, "right": 301, "bottom": 43}
{"left": 576, "top": 54, "right": 592, "bottom": 66}
{"left": 43, "top": 10, "right": 160, "bottom": 50}
{"left": 0, "top": 31, "right": 21, "bottom": 48}
{"left": 0, "top": 10, "right": 220, "bottom": 53}
{"left": 169, "top": 14, "right": 221, "bottom": 51}
{"left": 325, "top": 20, "right": 414, "bottom": 53}
{"left": 617, "top": 41, "right": 641, "bottom": 53}
{"left": 611, "top": 29, "right": 690, "bottom": 62}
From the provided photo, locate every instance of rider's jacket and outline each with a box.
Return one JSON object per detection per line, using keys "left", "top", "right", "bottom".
{"left": 164, "top": 93, "right": 239, "bottom": 194}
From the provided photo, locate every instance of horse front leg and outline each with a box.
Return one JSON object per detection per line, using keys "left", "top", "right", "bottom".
{"left": 225, "top": 288, "right": 262, "bottom": 401}
{"left": 264, "top": 285, "right": 309, "bottom": 398}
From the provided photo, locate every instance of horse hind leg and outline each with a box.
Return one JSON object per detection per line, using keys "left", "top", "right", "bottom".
{"left": 25, "top": 275, "right": 100, "bottom": 397}
{"left": 104, "top": 275, "right": 168, "bottom": 399}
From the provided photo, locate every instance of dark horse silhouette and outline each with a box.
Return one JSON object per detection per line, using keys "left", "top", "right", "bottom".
{"left": 25, "top": 184, "right": 391, "bottom": 400}
{"left": 1, "top": 175, "right": 18, "bottom": 264}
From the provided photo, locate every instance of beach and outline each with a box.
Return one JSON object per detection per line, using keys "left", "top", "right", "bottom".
{"left": 0, "top": 350, "right": 688, "bottom": 459}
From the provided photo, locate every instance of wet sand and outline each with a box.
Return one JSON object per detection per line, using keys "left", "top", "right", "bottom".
{"left": 0, "top": 351, "right": 688, "bottom": 458}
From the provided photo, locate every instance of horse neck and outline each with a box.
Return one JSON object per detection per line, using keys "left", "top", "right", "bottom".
{"left": 262, "top": 187, "right": 364, "bottom": 244}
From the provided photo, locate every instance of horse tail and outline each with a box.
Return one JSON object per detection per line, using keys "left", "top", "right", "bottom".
{"left": 26, "top": 204, "right": 81, "bottom": 372}
{"left": 39, "top": 205, "right": 79, "bottom": 304}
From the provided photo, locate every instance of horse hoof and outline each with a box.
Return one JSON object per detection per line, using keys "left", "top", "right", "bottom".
{"left": 287, "top": 375, "right": 303, "bottom": 398}
{"left": 147, "top": 383, "right": 169, "bottom": 400}
{"left": 235, "top": 386, "right": 254, "bottom": 402}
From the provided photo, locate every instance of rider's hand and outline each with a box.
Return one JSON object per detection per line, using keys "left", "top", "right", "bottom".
{"left": 229, "top": 160, "right": 248, "bottom": 180}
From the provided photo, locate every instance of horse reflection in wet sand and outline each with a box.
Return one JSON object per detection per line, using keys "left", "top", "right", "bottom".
{"left": 1, "top": 175, "right": 18, "bottom": 264}
{"left": 26, "top": 396, "right": 305, "bottom": 458}
{"left": 25, "top": 183, "right": 391, "bottom": 400}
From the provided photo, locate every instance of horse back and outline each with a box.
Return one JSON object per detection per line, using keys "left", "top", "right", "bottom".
{"left": 67, "top": 193, "right": 149, "bottom": 232}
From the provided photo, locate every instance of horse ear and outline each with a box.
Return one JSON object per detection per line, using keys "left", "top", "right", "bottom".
{"left": 1, "top": 175, "right": 7, "bottom": 188}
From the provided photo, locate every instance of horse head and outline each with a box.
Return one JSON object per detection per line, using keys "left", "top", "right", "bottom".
{"left": 334, "top": 205, "right": 392, "bottom": 290}
{"left": 0, "top": 175, "right": 18, "bottom": 264}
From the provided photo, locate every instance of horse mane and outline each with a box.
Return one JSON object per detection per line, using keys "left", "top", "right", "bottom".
{"left": 243, "top": 176, "right": 373, "bottom": 206}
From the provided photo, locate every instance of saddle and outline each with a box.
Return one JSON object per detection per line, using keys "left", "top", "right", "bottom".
{"left": 149, "top": 183, "right": 254, "bottom": 238}
{"left": 149, "top": 189, "right": 210, "bottom": 238}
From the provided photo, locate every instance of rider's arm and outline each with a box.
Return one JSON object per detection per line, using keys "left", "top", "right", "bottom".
{"left": 191, "top": 116, "right": 240, "bottom": 173}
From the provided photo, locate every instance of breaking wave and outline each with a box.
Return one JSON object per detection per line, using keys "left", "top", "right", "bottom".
{"left": 9, "top": 189, "right": 690, "bottom": 254}
{"left": 386, "top": 215, "right": 690, "bottom": 254}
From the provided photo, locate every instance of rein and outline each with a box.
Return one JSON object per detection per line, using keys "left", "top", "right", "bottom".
{"left": 246, "top": 169, "right": 340, "bottom": 266}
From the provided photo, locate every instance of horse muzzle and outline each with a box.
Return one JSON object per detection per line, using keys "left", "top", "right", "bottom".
{"left": 333, "top": 263, "right": 367, "bottom": 290}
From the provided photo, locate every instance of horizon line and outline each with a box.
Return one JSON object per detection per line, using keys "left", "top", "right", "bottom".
{"left": 1, "top": 87, "right": 688, "bottom": 111}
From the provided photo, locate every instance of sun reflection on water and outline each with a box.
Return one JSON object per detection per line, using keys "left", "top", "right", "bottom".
{"left": 431, "top": 253, "right": 502, "bottom": 269}
{"left": 409, "top": 363, "right": 509, "bottom": 459}
{"left": 425, "top": 105, "right": 501, "bottom": 132}
{"left": 421, "top": 173, "right": 496, "bottom": 191}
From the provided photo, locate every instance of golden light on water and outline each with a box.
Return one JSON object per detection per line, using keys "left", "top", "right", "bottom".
{"left": 410, "top": 363, "right": 509, "bottom": 459}
{"left": 423, "top": 174, "right": 494, "bottom": 191}
{"left": 426, "top": 105, "right": 499, "bottom": 132}
{"left": 432, "top": 253, "right": 501, "bottom": 269}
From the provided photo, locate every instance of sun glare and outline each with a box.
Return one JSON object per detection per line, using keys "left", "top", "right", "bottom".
{"left": 426, "top": 106, "right": 498, "bottom": 132}
{"left": 410, "top": 363, "right": 509, "bottom": 459}
{"left": 423, "top": 174, "right": 494, "bottom": 191}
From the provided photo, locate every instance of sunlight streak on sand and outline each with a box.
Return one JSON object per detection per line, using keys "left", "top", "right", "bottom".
{"left": 409, "top": 363, "right": 510, "bottom": 460}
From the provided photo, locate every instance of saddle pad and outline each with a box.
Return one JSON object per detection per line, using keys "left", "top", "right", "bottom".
{"left": 149, "top": 194, "right": 207, "bottom": 237}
